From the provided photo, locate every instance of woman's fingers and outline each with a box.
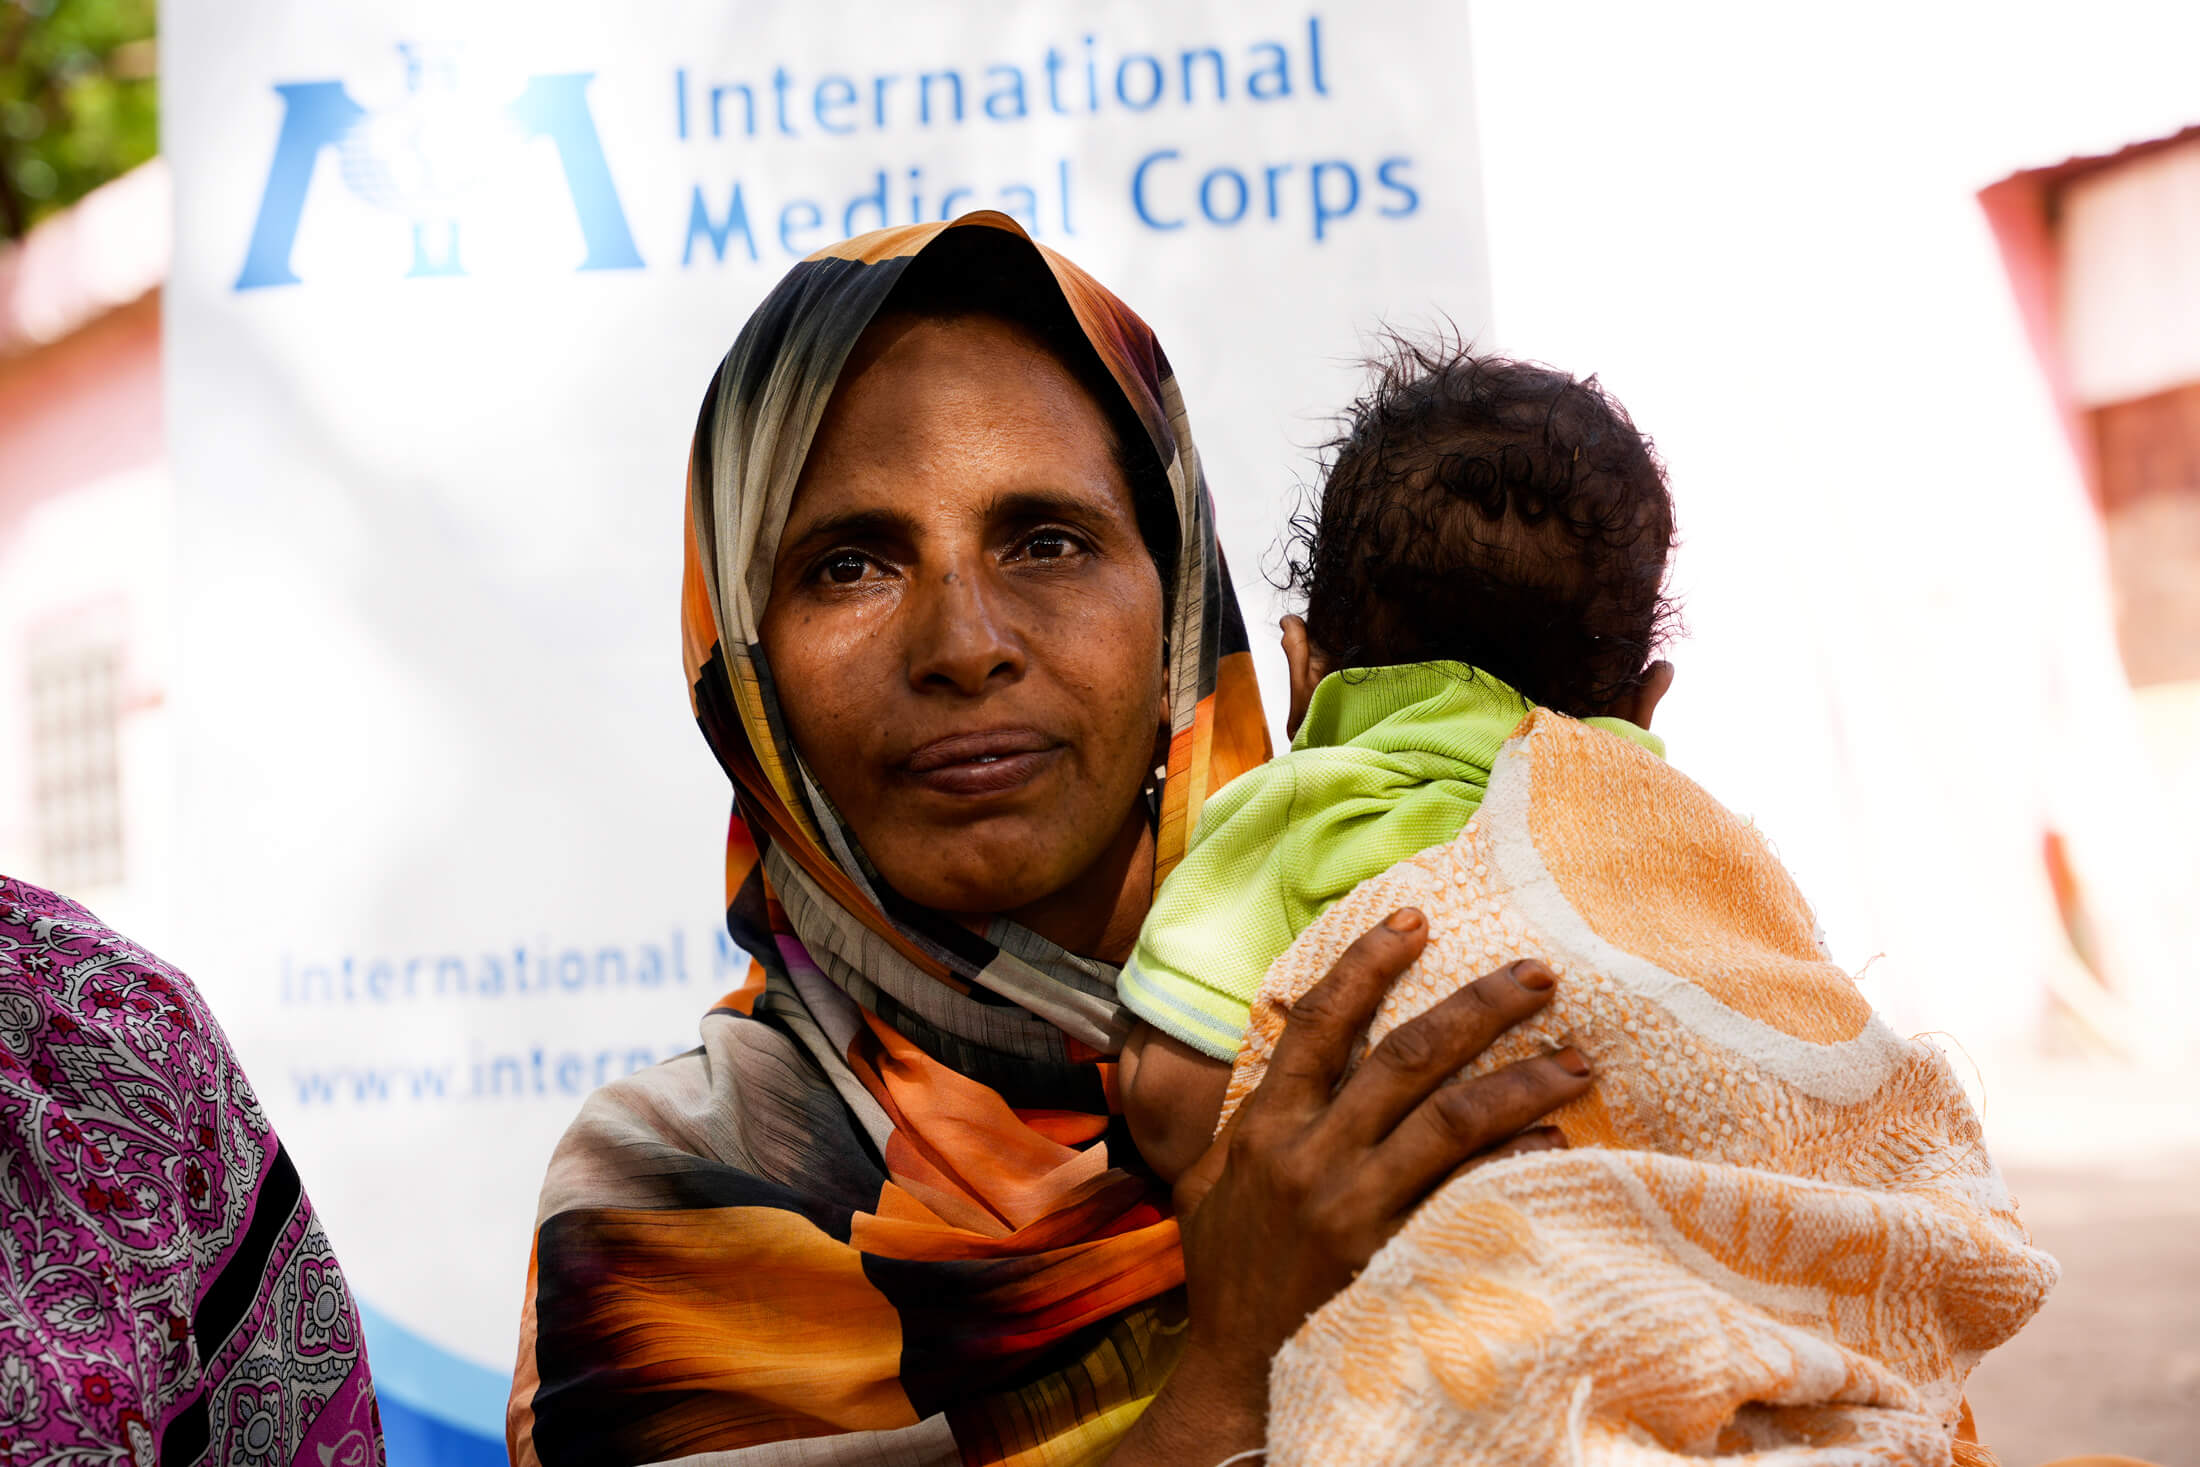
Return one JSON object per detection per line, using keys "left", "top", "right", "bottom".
{"left": 1254, "top": 909, "right": 1429, "bottom": 1117}
{"left": 1369, "top": 1128, "right": 1569, "bottom": 1247}
{"left": 1456, "top": 1125, "right": 1567, "bottom": 1175}
{"left": 1169, "top": 932, "right": 1591, "bottom": 1421}
{"left": 1360, "top": 1049, "right": 1592, "bottom": 1212}
{"left": 1321, "top": 960, "right": 1560, "bottom": 1145}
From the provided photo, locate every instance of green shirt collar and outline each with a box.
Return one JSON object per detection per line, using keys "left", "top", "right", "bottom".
{"left": 1290, "top": 660, "right": 1665, "bottom": 762}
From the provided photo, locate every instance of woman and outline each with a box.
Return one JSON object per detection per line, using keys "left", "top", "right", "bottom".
{"left": 0, "top": 877, "right": 383, "bottom": 1467}
{"left": 508, "top": 215, "right": 1589, "bottom": 1466}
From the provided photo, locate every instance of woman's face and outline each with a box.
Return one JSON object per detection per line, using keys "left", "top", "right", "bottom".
{"left": 759, "top": 311, "right": 1167, "bottom": 938}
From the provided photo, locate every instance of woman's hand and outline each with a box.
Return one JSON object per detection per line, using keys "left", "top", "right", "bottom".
{"left": 1107, "top": 908, "right": 1590, "bottom": 1462}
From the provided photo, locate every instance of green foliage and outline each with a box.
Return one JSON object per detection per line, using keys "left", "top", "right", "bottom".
{"left": 0, "top": 0, "right": 158, "bottom": 240}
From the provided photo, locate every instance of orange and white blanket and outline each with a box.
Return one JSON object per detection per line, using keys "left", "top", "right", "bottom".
{"left": 1223, "top": 711, "right": 2057, "bottom": 1466}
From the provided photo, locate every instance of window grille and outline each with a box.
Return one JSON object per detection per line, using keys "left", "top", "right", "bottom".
{"left": 27, "top": 634, "right": 125, "bottom": 891}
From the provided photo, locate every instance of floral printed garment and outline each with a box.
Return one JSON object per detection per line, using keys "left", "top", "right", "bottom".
{"left": 0, "top": 877, "right": 383, "bottom": 1467}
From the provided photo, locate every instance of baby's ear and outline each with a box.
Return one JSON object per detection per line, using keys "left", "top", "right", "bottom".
{"left": 1609, "top": 661, "right": 1676, "bottom": 730}
{"left": 1281, "top": 615, "right": 1327, "bottom": 738}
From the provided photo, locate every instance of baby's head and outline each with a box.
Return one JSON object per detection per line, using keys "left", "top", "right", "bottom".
{"left": 1283, "top": 340, "right": 1679, "bottom": 731}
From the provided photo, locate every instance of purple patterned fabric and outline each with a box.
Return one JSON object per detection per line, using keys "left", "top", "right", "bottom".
{"left": 0, "top": 877, "right": 383, "bottom": 1467}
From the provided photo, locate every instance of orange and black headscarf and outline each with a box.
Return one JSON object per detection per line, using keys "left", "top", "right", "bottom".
{"left": 510, "top": 214, "right": 1269, "bottom": 1466}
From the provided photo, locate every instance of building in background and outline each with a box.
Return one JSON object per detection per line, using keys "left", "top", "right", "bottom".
{"left": 1983, "top": 127, "right": 2200, "bottom": 854}
{"left": 0, "top": 160, "right": 170, "bottom": 945}
{"left": 1977, "top": 128, "right": 2200, "bottom": 1059}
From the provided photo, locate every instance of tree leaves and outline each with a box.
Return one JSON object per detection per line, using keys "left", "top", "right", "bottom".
{"left": 0, "top": 0, "right": 157, "bottom": 239}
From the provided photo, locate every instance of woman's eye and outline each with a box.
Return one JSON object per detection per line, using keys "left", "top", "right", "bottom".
{"left": 821, "top": 553, "right": 870, "bottom": 584}
{"left": 1025, "top": 532, "right": 1079, "bottom": 561}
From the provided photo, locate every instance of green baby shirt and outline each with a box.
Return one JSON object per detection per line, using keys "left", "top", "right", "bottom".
{"left": 1120, "top": 661, "right": 1664, "bottom": 1061}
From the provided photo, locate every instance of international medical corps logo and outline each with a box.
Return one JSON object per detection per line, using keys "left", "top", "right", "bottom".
{"left": 234, "top": 45, "right": 644, "bottom": 290}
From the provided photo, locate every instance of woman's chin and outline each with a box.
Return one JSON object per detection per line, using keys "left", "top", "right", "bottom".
{"left": 864, "top": 789, "right": 1150, "bottom": 931}
{"left": 890, "top": 869, "right": 1056, "bottom": 921}
{"left": 874, "top": 838, "right": 1077, "bottom": 921}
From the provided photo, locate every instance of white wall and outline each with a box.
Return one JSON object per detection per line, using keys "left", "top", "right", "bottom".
{"left": 2063, "top": 134, "right": 2200, "bottom": 407}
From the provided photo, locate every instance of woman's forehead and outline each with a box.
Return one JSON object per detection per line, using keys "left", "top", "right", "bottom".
{"left": 777, "top": 315, "right": 1131, "bottom": 536}
{"left": 831, "top": 310, "right": 1091, "bottom": 419}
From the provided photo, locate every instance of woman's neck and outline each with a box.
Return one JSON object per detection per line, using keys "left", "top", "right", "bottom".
{"left": 1005, "top": 807, "right": 1156, "bottom": 965}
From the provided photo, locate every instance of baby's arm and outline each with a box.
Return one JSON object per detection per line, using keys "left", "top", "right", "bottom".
{"left": 1119, "top": 1020, "right": 1234, "bottom": 1185}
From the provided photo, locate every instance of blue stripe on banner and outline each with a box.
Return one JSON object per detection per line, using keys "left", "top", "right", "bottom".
{"left": 378, "top": 1390, "right": 509, "bottom": 1467}
{"left": 358, "top": 1299, "right": 511, "bottom": 1465}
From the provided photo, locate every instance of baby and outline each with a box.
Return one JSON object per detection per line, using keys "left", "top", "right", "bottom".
{"left": 1115, "top": 343, "right": 2053, "bottom": 1464}
{"left": 1118, "top": 343, "right": 1678, "bottom": 1178}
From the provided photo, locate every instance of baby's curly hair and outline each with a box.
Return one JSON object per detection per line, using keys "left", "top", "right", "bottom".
{"left": 1282, "top": 337, "right": 1679, "bottom": 717}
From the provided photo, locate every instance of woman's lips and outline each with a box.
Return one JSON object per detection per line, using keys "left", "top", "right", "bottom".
{"left": 900, "top": 730, "right": 1062, "bottom": 798}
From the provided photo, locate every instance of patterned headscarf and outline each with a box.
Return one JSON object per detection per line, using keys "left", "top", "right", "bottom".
{"left": 511, "top": 214, "right": 1270, "bottom": 1466}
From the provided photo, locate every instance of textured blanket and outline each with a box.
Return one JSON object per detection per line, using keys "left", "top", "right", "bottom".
{"left": 1223, "top": 711, "right": 2057, "bottom": 1466}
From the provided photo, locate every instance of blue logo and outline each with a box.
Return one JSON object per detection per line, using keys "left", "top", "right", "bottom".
{"left": 236, "top": 46, "right": 643, "bottom": 290}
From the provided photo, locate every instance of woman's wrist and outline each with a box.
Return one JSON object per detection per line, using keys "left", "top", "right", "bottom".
{"left": 1171, "top": 1336, "right": 1268, "bottom": 1445}
{"left": 1109, "top": 1338, "right": 1265, "bottom": 1464}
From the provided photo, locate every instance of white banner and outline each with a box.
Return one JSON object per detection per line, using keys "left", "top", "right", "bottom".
{"left": 162, "top": 4, "right": 1490, "bottom": 1458}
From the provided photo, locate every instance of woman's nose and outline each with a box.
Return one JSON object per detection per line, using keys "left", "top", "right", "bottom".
{"left": 905, "top": 564, "right": 1026, "bottom": 695}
